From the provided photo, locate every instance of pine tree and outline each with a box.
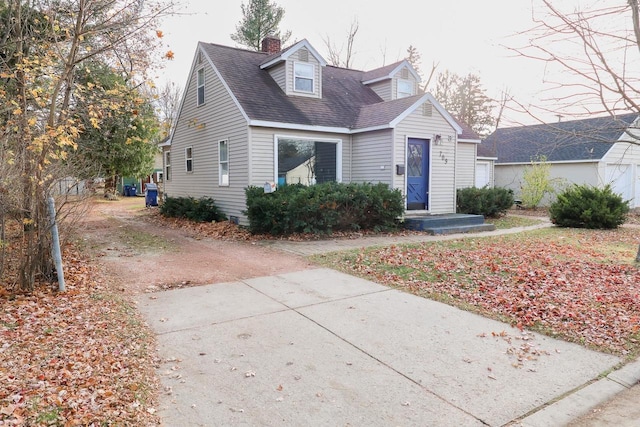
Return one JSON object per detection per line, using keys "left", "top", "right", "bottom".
{"left": 434, "top": 70, "right": 495, "bottom": 137}
{"left": 231, "top": 0, "right": 291, "bottom": 50}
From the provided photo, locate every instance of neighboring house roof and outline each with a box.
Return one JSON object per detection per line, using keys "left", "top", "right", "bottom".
{"left": 481, "top": 113, "right": 639, "bottom": 164}
{"left": 197, "top": 42, "right": 460, "bottom": 135}
{"left": 278, "top": 154, "right": 313, "bottom": 174}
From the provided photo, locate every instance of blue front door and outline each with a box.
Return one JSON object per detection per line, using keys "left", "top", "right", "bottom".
{"left": 406, "top": 138, "right": 429, "bottom": 210}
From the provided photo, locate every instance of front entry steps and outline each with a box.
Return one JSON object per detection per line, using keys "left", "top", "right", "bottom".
{"left": 403, "top": 213, "right": 496, "bottom": 235}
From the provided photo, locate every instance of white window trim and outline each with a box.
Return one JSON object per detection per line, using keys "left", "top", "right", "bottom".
{"left": 185, "top": 146, "right": 193, "bottom": 173}
{"left": 197, "top": 68, "right": 205, "bottom": 106}
{"left": 218, "top": 139, "right": 229, "bottom": 186}
{"left": 293, "top": 62, "right": 315, "bottom": 93}
{"left": 397, "top": 78, "right": 414, "bottom": 99}
{"left": 273, "top": 135, "right": 342, "bottom": 184}
{"left": 164, "top": 151, "right": 171, "bottom": 181}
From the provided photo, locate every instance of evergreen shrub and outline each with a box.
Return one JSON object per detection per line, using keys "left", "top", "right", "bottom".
{"left": 245, "top": 182, "right": 403, "bottom": 235}
{"left": 160, "top": 196, "right": 227, "bottom": 222}
{"left": 549, "top": 184, "right": 629, "bottom": 229}
{"left": 456, "top": 186, "right": 514, "bottom": 217}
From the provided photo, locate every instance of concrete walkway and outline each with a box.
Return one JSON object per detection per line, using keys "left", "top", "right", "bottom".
{"left": 257, "top": 220, "right": 553, "bottom": 256}
{"left": 136, "top": 265, "right": 635, "bottom": 426}
{"left": 135, "top": 220, "right": 640, "bottom": 426}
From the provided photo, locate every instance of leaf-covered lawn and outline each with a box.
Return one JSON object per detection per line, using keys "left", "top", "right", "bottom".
{"left": 314, "top": 227, "right": 640, "bottom": 356}
{"left": 0, "top": 245, "right": 159, "bottom": 426}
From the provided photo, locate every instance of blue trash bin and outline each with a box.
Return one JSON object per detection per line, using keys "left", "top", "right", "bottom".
{"left": 123, "top": 185, "right": 131, "bottom": 196}
{"left": 145, "top": 183, "right": 158, "bottom": 207}
{"left": 129, "top": 185, "right": 137, "bottom": 196}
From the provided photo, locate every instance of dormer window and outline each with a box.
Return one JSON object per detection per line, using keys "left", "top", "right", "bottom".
{"left": 397, "top": 79, "right": 414, "bottom": 98}
{"left": 294, "top": 62, "right": 314, "bottom": 93}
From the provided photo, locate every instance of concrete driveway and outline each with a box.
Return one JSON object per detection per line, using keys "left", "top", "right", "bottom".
{"left": 136, "top": 268, "right": 622, "bottom": 426}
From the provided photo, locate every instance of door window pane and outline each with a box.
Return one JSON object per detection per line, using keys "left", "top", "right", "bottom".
{"left": 408, "top": 144, "right": 423, "bottom": 177}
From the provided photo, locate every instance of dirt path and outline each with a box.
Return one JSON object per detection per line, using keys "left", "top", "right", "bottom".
{"left": 79, "top": 197, "right": 313, "bottom": 294}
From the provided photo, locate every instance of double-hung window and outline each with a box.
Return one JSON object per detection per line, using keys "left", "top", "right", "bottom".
{"left": 164, "top": 151, "right": 171, "bottom": 181}
{"left": 294, "top": 63, "right": 314, "bottom": 93}
{"left": 219, "top": 140, "right": 229, "bottom": 186}
{"left": 397, "top": 79, "right": 414, "bottom": 98}
{"left": 185, "top": 147, "right": 193, "bottom": 172}
{"left": 197, "top": 68, "right": 205, "bottom": 105}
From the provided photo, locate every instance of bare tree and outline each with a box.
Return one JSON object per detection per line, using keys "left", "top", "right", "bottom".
{"left": 150, "top": 81, "right": 182, "bottom": 139}
{"left": 508, "top": 1, "right": 639, "bottom": 136}
{"left": 404, "top": 45, "right": 438, "bottom": 92}
{"left": 0, "top": 0, "right": 174, "bottom": 291}
{"left": 323, "top": 18, "right": 359, "bottom": 68}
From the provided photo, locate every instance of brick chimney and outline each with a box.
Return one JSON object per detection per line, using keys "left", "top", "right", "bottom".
{"left": 261, "top": 35, "right": 281, "bottom": 54}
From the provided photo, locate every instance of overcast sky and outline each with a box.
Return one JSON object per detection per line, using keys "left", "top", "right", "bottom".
{"left": 153, "top": 0, "right": 621, "bottom": 126}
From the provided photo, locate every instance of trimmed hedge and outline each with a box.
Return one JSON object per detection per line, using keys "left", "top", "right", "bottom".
{"left": 456, "top": 186, "right": 514, "bottom": 218}
{"left": 549, "top": 184, "right": 629, "bottom": 229}
{"left": 160, "top": 196, "right": 227, "bottom": 222}
{"left": 245, "top": 182, "right": 403, "bottom": 235}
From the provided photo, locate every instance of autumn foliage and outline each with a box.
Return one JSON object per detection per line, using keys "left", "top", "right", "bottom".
{"left": 0, "top": 244, "right": 159, "bottom": 425}
{"left": 326, "top": 227, "right": 640, "bottom": 356}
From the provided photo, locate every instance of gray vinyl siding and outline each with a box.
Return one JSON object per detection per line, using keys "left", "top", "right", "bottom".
{"left": 367, "top": 80, "right": 392, "bottom": 101}
{"left": 268, "top": 63, "right": 286, "bottom": 92}
{"left": 495, "top": 162, "right": 599, "bottom": 206}
{"left": 395, "top": 107, "right": 457, "bottom": 214}
{"left": 286, "top": 49, "right": 322, "bottom": 98}
{"left": 165, "top": 55, "right": 249, "bottom": 221}
{"left": 351, "top": 130, "right": 394, "bottom": 185}
{"left": 601, "top": 140, "right": 640, "bottom": 207}
{"left": 455, "top": 142, "right": 476, "bottom": 189}
{"left": 250, "top": 127, "right": 351, "bottom": 185}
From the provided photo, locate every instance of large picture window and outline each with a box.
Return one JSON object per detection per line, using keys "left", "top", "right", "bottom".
{"left": 294, "top": 63, "right": 314, "bottom": 93}
{"left": 219, "top": 140, "right": 229, "bottom": 186}
{"left": 276, "top": 137, "right": 340, "bottom": 186}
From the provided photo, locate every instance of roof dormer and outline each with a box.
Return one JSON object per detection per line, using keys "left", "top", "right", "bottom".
{"left": 362, "top": 60, "right": 422, "bottom": 101}
{"left": 260, "top": 39, "right": 327, "bottom": 99}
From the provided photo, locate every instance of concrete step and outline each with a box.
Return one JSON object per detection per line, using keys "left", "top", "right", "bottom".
{"left": 421, "top": 223, "right": 496, "bottom": 235}
{"left": 403, "top": 214, "right": 486, "bottom": 231}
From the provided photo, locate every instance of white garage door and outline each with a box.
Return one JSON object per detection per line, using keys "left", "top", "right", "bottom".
{"left": 606, "top": 163, "right": 634, "bottom": 205}
{"left": 475, "top": 162, "right": 490, "bottom": 188}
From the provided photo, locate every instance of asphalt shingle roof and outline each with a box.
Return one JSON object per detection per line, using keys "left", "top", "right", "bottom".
{"left": 481, "top": 114, "right": 638, "bottom": 163}
{"left": 453, "top": 118, "right": 480, "bottom": 141}
{"left": 200, "top": 42, "right": 384, "bottom": 129}
{"left": 360, "top": 60, "right": 405, "bottom": 83}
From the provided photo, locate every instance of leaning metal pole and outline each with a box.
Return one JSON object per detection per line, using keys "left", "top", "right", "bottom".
{"left": 47, "top": 197, "right": 66, "bottom": 292}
